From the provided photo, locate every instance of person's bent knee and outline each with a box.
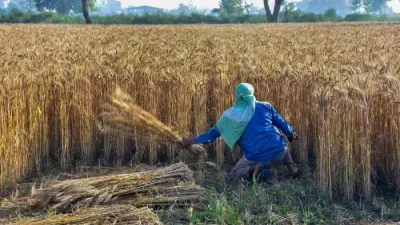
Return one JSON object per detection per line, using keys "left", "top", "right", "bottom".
{"left": 231, "top": 167, "right": 251, "bottom": 179}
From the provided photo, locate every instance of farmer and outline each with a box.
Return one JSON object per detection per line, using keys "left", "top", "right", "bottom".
{"left": 182, "top": 83, "right": 301, "bottom": 182}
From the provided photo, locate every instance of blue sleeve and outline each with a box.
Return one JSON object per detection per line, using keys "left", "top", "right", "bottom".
{"left": 193, "top": 126, "right": 221, "bottom": 144}
{"left": 267, "top": 103, "right": 294, "bottom": 139}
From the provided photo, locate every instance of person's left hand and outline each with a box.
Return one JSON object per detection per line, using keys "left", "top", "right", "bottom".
{"left": 181, "top": 137, "right": 195, "bottom": 148}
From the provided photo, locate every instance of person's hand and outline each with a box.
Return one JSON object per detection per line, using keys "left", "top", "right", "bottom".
{"left": 181, "top": 137, "right": 195, "bottom": 148}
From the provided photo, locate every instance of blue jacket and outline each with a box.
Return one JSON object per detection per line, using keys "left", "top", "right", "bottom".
{"left": 193, "top": 101, "right": 294, "bottom": 163}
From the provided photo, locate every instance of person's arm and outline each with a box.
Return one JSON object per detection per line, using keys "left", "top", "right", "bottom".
{"left": 265, "top": 103, "right": 296, "bottom": 140}
{"left": 182, "top": 125, "right": 220, "bottom": 147}
{"left": 193, "top": 125, "right": 221, "bottom": 144}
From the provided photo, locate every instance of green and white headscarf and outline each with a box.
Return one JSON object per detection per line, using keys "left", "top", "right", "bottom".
{"left": 216, "top": 83, "right": 256, "bottom": 149}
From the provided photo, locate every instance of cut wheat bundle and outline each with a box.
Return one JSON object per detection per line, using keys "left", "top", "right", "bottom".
{"left": 31, "top": 163, "right": 205, "bottom": 212}
{"left": 8, "top": 205, "right": 162, "bottom": 225}
{"left": 99, "top": 86, "right": 207, "bottom": 159}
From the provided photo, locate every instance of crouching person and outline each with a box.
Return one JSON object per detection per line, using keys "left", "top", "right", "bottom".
{"left": 182, "top": 83, "right": 301, "bottom": 182}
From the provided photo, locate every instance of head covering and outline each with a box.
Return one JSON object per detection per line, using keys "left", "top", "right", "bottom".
{"left": 216, "top": 83, "right": 256, "bottom": 149}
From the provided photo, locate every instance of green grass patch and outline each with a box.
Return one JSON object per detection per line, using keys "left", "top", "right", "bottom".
{"left": 189, "top": 168, "right": 400, "bottom": 225}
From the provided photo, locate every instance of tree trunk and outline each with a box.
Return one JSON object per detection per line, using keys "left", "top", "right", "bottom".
{"left": 244, "top": 0, "right": 250, "bottom": 15}
{"left": 82, "top": 0, "right": 92, "bottom": 24}
{"left": 263, "top": 0, "right": 283, "bottom": 23}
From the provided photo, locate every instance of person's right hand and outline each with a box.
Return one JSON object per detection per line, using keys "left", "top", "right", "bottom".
{"left": 182, "top": 137, "right": 195, "bottom": 148}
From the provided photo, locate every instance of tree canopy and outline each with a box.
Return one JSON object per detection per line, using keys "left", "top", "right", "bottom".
{"left": 34, "top": 0, "right": 96, "bottom": 14}
{"left": 0, "top": 0, "right": 6, "bottom": 9}
{"left": 352, "top": 0, "right": 390, "bottom": 13}
{"left": 8, "top": 0, "right": 36, "bottom": 12}
{"left": 213, "top": 0, "right": 244, "bottom": 16}
{"left": 296, "top": 0, "right": 350, "bottom": 15}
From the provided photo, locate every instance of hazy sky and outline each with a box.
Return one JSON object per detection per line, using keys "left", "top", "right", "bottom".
{"left": 119, "top": 0, "right": 400, "bottom": 12}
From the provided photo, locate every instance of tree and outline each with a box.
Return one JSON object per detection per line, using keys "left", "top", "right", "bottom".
{"left": 324, "top": 8, "right": 341, "bottom": 21}
{"left": 297, "top": 0, "right": 350, "bottom": 16}
{"left": 351, "top": 0, "right": 363, "bottom": 12}
{"left": 170, "top": 3, "right": 192, "bottom": 15}
{"left": 370, "top": 0, "right": 390, "bottom": 13}
{"left": 0, "top": 0, "right": 7, "bottom": 9}
{"left": 81, "top": 0, "right": 92, "bottom": 24}
{"left": 219, "top": 0, "right": 244, "bottom": 16}
{"left": 26, "top": 0, "right": 36, "bottom": 12}
{"left": 351, "top": 0, "right": 389, "bottom": 14}
{"left": 211, "top": 7, "right": 221, "bottom": 15}
{"left": 352, "top": 0, "right": 373, "bottom": 12}
{"left": 74, "top": 0, "right": 96, "bottom": 14}
{"left": 280, "top": 2, "right": 302, "bottom": 22}
{"left": 35, "top": 0, "right": 76, "bottom": 14}
{"left": 8, "top": 0, "right": 36, "bottom": 12}
{"left": 178, "top": 3, "right": 191, "bottom": 13}
{"left": 244, "top": 0, "right": 253, "bottom": 15}
{"left": 264, "top": 0, "right": 284, "bottom": 23}
{"left": 34, "top": 0, "right": 95, "bottom": 14}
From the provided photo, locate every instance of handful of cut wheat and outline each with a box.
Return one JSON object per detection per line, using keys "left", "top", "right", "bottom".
{"left": 99, "top": 86, "right": 207, "bottom": 157}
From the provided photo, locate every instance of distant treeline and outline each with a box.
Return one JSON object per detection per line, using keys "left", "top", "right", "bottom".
{"left": 0, "top": 8, "right": 399, "bottom": 24}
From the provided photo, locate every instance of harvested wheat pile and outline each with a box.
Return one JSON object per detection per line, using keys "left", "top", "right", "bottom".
{"left": 32, "top": 162, "right": 205, "bottom": 212}
{"left": 100, "top": 87, "right": 207, "bottom": 161}
{"left": 8, "top": 205, "right": 161, "bottom": 225}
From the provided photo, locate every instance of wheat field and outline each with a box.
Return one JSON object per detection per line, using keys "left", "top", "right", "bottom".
{"left": 0, "top": 23, "right": 399, "bottom": 201}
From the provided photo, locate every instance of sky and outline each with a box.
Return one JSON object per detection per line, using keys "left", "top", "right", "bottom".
{"left": 119, "top": 0, "right": 400, "bottom": 12}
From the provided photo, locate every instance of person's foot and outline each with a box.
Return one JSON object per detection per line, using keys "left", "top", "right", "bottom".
{"left": 286, "top": 163, "right": 302, "bottom": 178}
{"left": 257, "top": 168, "right": 271, "bottom": 183}
{"left": 288, "top": 164, "right": 298, "bottom": 173}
